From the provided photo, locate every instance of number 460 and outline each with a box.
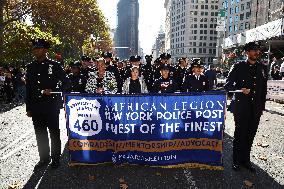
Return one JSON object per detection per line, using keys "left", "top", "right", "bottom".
{"left": 74, "top": 119, "right": 99, "bottom": 131}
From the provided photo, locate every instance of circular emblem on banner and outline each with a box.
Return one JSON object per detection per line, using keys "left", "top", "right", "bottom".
{"left": 67, "top": 99, "right": 102, "bottom": 136}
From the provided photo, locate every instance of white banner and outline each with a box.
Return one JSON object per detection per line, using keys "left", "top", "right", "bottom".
{"left": 266, "top": 80, "right": 284, "bottom": 101}
{"left": 246, "top": 19, "right": 283, "bottom": 43}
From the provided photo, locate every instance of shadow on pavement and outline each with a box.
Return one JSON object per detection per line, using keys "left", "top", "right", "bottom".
{"left": 0, "top": 102, "right": 23, "bottom": 113}
{"left": 22, "top": 134, "right": 283, "bottom": 189}
{"left": 264, "top": 108, "right": 284, "bottom": 116}
{"left": 189, "top": 133, "right": 283, "bottom": 189}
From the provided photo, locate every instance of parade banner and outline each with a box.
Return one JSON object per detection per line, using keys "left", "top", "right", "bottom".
{"left": 65, "top": 92, "right": 226, "bottom": 170}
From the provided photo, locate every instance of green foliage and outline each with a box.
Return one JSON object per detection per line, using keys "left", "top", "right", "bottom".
{"left": 0, "top": 0, "right": 112, "bottom": 66}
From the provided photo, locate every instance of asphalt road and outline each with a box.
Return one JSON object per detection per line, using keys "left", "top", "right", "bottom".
{"left": 0, "top": 101, "right": 283, "bottom": 189}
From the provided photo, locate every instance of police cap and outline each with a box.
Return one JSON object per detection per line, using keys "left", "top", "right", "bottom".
{"left": 129, "top": 55, "right": 141, "bottom": 62}
{"left": 243, "top": 42, "right": 261, "bottom": 51}
{"left": 102, "top": 52, "right": 113, "bottom": 58}
{"left": 81, "top": 55, "right": 91, "bottom": 61}
{"left": 32, "top": 38, "right": 50, "bottom": 49}
{"left": 145, "top": 55, "right": 153, "bottom": 59}
{"left": 70, "top": 61, "right": 81, "bottom": 68}
{"left": 160, "top": 53, "right": 171, "bottom": 60}
{"left": 191, "top": 58, "right": 204, "bottom": 68}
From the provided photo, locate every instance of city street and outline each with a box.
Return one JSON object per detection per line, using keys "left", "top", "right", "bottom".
{"left": 0, "top": 100, "right": 283, "bottom": 189}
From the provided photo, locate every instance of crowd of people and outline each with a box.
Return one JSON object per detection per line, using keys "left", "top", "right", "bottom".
{"left": 269, "top": 56, "right": 284, "bottom": 80}
{"left": 57, "top": 52, "right": 222, "bottom": 95}
{"left": 0, "top": 66, "right": 26, "bottom": 103}
{"left": 0, "top": 51, "right": 224, "bottom": 103}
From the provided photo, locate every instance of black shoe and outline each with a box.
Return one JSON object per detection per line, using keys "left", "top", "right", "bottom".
{"left": 232, "top": 164, "right": 241, "bottom": 171}
{"left": 50, "top": 160, "right": 60, "bottom": 169}
{"left": 243, "top": 163, "right": 256, "bottom": 173}
{"left": 34, "top": 159, "right": 50, "bottom": 170}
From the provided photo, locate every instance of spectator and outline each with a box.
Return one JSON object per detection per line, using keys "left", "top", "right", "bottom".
{"left": 14, "top": 67, "right": 26, "bottom": 102}
{"left": 280, "top": 60, "right": 284, "bottom": 79}
{"left": 271, "top": 65, "right": 281, "bottom": 80}
{"left": 4, "top": 71, "right": 14, "bottom": 103}
{"left": 270, "top": 57, "right": 278, "bottom": 78}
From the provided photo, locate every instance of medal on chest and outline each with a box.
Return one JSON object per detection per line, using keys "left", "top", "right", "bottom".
{"left": 48, "top": 64, "right": 53, "bottom": 75}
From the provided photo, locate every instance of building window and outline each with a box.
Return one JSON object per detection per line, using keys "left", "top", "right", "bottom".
{"left": 239, "top": 23, "right": 244, "bottom": 30}
{"left": 245, "top": 22, "right": 250, "bottom": 29}
{"left": 235, "top": 6, "right": 239, "bottom": 13}
{"left": 240, "top": 13, "right": 244, "bottom": 20}
{"left": 246, "top": 11, "right": 251, "bottom": 19}
{"left": 241, "top": 4, "right": 244, "bottom": 11}
{"left": 235, "top": 15, "right": 239, "bottom": 22}
{"left": 246, "top": 2, "right": 250, "bottom": 9}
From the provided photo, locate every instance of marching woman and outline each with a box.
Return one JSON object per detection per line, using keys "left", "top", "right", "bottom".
{"left": 85, "top": 58, "right": 117, "bottom": 94}
{"left": 182, "top": 59, "right": 209, "bottom": 92}
{"left": 122, "top": 67, "right": 148, "bottom": 94}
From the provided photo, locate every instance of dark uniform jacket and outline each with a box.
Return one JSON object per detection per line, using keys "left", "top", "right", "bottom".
{"left": 224, "top": 61, "right": 268, "bottom": 117}
{"left": 182, "top": 74, "right": 209, "bottom": 92}
{"left": 151, "top": 77, "right": 177, "bottom": 93}
{"left": 174, "top": 66, "right": 191, "bottom": 91}
{"left": 26, "top": 58, "right": 71, "bottom": 114}
{"left": 141, "top": 63, "right": 154, "bottom": 91}
{"left": 68, "top": 72, "right": 86, "bottom": 93}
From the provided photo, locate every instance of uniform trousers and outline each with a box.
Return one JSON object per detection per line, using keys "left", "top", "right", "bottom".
{"left": 32, "top": 112, "right": 61, "bottom": 161}
{"left": 233, "top": 101, "right": 260, "bottom": 165}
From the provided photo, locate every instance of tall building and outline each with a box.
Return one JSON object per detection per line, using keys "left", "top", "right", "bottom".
{"left": 251, "top": 0, "right": 283, "bottom": 28}
{"left": 222, "top": 0, "right": 284, "bottom": 50}
{"left": 164, "top": 0, "right": 220, "bottom": 65}
{"left": 153, "top": 27, "right": 166, "bottom": 59}
{"left": 223, "top": 0, "right": 252, "bottom": 38}
{"left": 223, "top": 0, "right": 283, "bottom": 37}
{"left": 116, "top": 0, "right": 139, "bottom": 59}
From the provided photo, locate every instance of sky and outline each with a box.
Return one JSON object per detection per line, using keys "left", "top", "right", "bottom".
{"left": 97, "top": 0, "right": 166, "bottom": 54}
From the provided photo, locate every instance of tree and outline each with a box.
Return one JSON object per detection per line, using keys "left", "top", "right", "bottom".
{"left": 30, "top": 0, "right": 112, "bottom": 59}
{"left": 0, "top": 0, "right": 112, "bottom": 65}
{"left": 3, "top": 21, "right": 59, "bottom": 65}
{"left": 0, "top": 0, "right": 32, "bottom": 62}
